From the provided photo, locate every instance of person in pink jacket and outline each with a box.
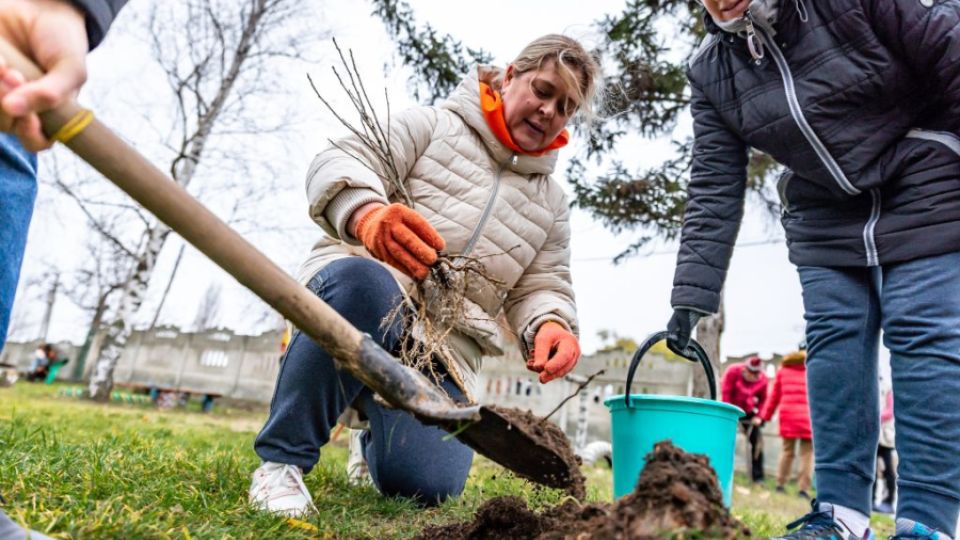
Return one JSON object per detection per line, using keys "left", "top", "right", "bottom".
{"left": 756, "top": 347, "right": 813, "bottom": 498}
{"left": 722, "top": 355, "right": 768, "bottom": 482}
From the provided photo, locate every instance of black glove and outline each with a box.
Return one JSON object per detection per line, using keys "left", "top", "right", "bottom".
{"left": 666, "top": 308, "right": 702, "bottom": 355}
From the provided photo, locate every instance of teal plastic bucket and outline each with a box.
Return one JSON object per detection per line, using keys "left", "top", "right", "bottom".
{"left": 604, "top": 332, "right": 744, "bottom": 506}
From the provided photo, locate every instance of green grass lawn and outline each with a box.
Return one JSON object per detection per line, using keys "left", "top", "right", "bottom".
{"left": 1, "top": 383, "right": 894, "bottom": 539}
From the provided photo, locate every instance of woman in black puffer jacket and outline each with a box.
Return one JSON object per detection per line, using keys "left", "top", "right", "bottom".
{"left": 664, "top": 1, "right": 960, "bottom": 539}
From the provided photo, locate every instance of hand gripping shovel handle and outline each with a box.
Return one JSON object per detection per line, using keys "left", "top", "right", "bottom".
{"left": 0, "top": 40, "right": 479, "bottom": 424}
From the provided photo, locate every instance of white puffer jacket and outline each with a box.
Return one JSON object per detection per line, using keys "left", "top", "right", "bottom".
{"left": 297, "top": 66, "right": 578, "bottom": 400}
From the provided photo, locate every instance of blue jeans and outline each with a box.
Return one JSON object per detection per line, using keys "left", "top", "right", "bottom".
{"left": 800, "top": 251, "right": 960, "bottom": 536}
{"left": 0, "top": 134, "right": 37, "bottom": 351}
{"left": 0, "top": 136, "right": 41, "bottom": 538}
{"left": 254, "top": 257, "right": 474, "bottom": 506}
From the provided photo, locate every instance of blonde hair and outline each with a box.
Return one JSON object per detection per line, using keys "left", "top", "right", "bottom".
{"left": 510, "top": 34, "right": 603, "bottom": 125}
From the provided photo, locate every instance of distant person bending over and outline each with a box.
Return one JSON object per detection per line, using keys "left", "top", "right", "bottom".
{"left": 27, "top": 343, "right": 61, "bottom": 382}
{"left": 248, "top": 34, "right": 601, "bottom": 516}
{"left": 756, "top": 345, "right": 812, "bottom": 499}
{"left": 721, "top": 355, "right": 768, "bottom": 484}
{"left": 27, "top": 343, "right": 49, "bottom": 381}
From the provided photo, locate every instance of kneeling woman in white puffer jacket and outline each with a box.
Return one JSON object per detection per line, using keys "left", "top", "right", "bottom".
{"left": 249, "top": 34, "right": 601, "bottom": 515}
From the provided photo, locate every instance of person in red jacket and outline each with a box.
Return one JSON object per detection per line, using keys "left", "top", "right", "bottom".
{"left": 722, "top": 355, "right": 768, "bottom": 482}
{"left": 756, "top": 347, "right": 813, "bottom": 499}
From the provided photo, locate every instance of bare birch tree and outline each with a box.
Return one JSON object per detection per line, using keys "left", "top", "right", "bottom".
{"left": 69, "top": 0, "right": 322, "bottom": 400}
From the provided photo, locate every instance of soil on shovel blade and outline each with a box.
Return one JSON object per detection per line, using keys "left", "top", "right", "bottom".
{"left": 487, "top": 406, "right": 586, "bottom": 500}
{"left": 414, "top": 441, "right": 751, "bottom": 540}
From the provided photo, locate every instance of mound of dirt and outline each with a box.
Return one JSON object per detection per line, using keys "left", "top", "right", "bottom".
{"left": 415, "top": 441, "right": 751, "bottom": 540}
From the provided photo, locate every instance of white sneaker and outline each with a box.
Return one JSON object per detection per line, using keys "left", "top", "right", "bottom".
{"left": 346, "top": 429, "right": 373, "bottom": 487}
{"left": 249, "top": 461, "right": 317, "bottom": 517}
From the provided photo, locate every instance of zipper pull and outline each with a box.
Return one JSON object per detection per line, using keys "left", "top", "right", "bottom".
{"left": 511, "top": 154, "right": 518, "bottom": 167}
{"left": 744, "top": 11, "right": 765, "bottom": 64}
{"left": 795, "top": 0, "right": 809, "bottom": 22}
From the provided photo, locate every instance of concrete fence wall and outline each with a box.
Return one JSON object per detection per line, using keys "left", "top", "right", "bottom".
{"left": 2, "top": 330, "right": 788, "bottom": 476}
{"left": 1, "top": 332, "right": 692, "bottom": 441}
{"left": 1, "top": 327, "right": 285, "bottom": 400}
{"left": 111, "top": 327, "right": 285, "bottom": 400}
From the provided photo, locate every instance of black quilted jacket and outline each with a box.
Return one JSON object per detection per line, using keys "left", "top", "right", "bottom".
{"left": 671, "top": 0, "right": 960, "bottom": 314}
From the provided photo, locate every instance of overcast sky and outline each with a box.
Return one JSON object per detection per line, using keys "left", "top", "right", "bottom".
{"left": 10, "top": 0, "right": 816, "bottom": 360}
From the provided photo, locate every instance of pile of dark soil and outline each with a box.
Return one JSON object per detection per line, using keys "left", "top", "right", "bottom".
{"left": 415, "top": 441, "right": 751, "bottom": 540}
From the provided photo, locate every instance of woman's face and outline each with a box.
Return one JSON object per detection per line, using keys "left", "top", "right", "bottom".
{"left": 500, "top": 61, "right": 578, "bottom": 153}
{"left": 702, "top": 0, "right": 750, "bottom": 22}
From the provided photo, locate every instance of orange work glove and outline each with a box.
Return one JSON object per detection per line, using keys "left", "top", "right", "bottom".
{"left": 526, "top": 321, "right": 580, "bottom": 384}
{"left": 355, "top": 203, "right": 445, "bottom": 280}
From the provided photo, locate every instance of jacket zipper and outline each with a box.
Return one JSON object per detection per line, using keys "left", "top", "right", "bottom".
{"left": 463, "top": 154, "right": 514, "bottom": 256}
{"left": 747, "top": 15, "right": 860, "bottom": 198}
{"left": 747, "top": 12, "right": 881, "bottom": 265}
{"left": 863, "top": 189, "right": 881, "bottom": 266}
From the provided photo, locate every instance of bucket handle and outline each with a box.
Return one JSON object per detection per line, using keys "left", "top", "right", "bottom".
{"left": 623, "top": 331, "right": 717, "bottom": 407}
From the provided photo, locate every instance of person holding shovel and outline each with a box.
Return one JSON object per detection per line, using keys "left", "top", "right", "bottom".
{"left": 665, "top": 1, "right": 960, "bottom": 539}
{"left": 249, "top": 34, "right": 600, "bottom": 516}
{"left": 0, "top": 1, "right": 128, "bottom": 539}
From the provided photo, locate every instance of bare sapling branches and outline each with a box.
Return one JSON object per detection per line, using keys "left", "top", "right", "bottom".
{"left": 309, "top": 39, "right": 508, "bottom": 382}
{"left": 544, "top": 369, "right": 606, "bottom": 422}
{"left": 306, "top": 39, "right": 410, "bottom": 207}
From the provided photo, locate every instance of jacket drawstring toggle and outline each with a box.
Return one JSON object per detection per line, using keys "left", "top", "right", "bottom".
{"left": 745, "top": 12, "right": 765, "bottom": 63}
{"left": 794, "top": 0, "right": 809, "bottom": 22}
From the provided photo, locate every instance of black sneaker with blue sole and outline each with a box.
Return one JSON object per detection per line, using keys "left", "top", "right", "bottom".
{"left": 771, "top": 500, "right": 875, "bottom": 540}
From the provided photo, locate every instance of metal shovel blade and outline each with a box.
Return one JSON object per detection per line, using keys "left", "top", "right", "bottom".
{"left": 340, "top": 324, "right": 576, "bottom": 489}
{"left": 355, "top": 337, "right": 573, "bottom": 489}
{"left": 438, "top": 406, "right": 574, "bottom": 490}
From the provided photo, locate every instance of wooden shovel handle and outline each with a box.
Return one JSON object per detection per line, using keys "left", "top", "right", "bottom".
{"left": 0, "top": 39, "right": 479, "bottom": 422}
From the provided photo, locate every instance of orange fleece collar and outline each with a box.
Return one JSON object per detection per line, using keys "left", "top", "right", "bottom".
{"left": 479, "top": 81, "right": 568, "bottom": 157}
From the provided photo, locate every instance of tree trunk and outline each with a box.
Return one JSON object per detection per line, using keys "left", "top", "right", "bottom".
{"left": 87, "top": 325, "right": 127, "bottom": 401}
{"left": 72, "top": 292, "right": 109, "bottom": 381}
{"left": 692, "top": 292, "right": 724, "bottom": 399}
{"left": 85, "top": 1, "right": 274, "bottom": 400}
{"left": 88, "top": 226, "right": 167, "bottom": 400}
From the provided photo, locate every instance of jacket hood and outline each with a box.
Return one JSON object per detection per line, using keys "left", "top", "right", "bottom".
{"left": 781, "top": 350, "right": 807, "bottom": 366}
{"left": 441, "top": 65, "right": 560, "bottom": 177}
